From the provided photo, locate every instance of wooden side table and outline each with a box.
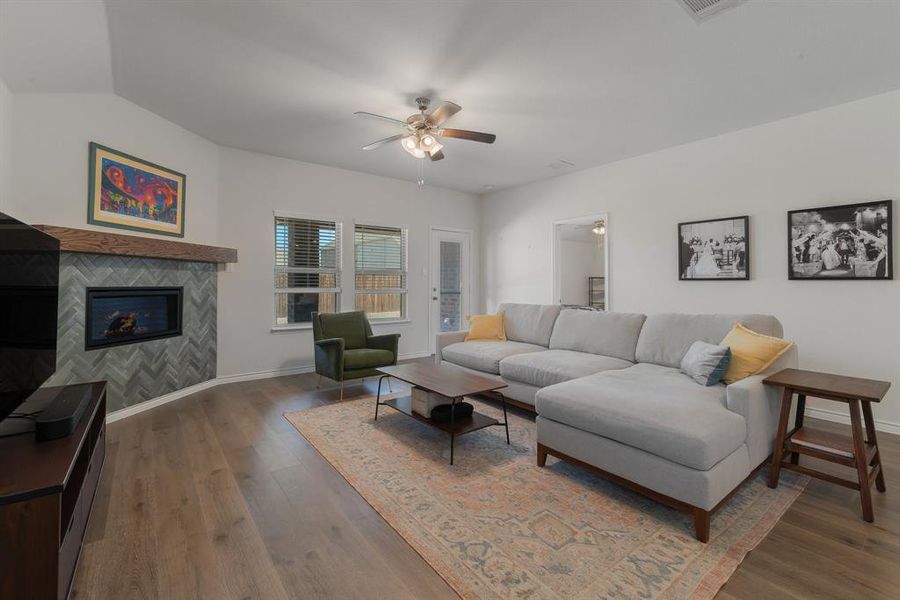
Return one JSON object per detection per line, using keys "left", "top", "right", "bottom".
{"left": 763, "top": 368, "right": 890, "bottom": 522}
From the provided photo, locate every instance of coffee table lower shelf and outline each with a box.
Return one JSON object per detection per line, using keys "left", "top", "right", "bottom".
{"left": 376, "top": 395, "right": 507, "bottom": 464}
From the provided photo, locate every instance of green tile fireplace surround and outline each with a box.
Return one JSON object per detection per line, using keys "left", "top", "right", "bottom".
{"left": 46, "top": 252, "right": 218, "bottom": 413}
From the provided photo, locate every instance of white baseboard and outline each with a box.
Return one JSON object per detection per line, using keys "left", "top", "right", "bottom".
{"left": 105, "top": 350, "right": 435, "bottom": 424}
{"left": 106, "top": 378, "right": 222, "bottom": 423}
{"left": 806, "top": 406, "right": 900, "bottom": 436}
{"left": 398, "top": 350, "right": 433, "bottom": 361}
{"left": 214, "top": 363, "right": 316, "bottom": 385}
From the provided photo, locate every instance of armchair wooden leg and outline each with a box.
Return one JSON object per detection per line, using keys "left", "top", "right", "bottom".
{"left": 340, "top": 380, "right": 344, "bottom": 401}
{"left": 317, "top": 374, "right": 322, "bottom": 389}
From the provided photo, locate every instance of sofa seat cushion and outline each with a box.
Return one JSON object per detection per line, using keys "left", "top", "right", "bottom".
{"left": 441, "top": 340, "right": 545, "bottom": 374}
{"left": 343, "top": 348, "right": 395, "bottom": 370}
{"left": 499, "top": 350, "right": 632, "bottom": 388}
{"left": 534, "top": 363, "right": 746, "bottom": 470}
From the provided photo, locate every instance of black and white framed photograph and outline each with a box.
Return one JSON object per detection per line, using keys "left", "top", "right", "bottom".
{"left": 678, "top": 216, "right": 749, "bottom": 280}
{"left": 788, "top": 201, "right": 892, "bottom": 280}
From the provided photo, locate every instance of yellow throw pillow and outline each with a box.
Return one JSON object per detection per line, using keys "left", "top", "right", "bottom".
{"left": 465, "top": 312, "right": 507, "bottom": 341}
{"left": 720, "top": 323, "right": 793, "bottom": 384}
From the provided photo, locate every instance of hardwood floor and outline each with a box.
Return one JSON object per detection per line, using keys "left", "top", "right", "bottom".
{"left": 71, "top": 363, "right": 900, "bottom": 599}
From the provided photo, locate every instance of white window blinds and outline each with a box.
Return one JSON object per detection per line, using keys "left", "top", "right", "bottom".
{"left": 274, "top": 215, "right": 341, "bottom": 324}
{"left": 354, "top": 224, "right": 407, "bottom": 320}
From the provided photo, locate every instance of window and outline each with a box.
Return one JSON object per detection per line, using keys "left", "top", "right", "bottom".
{"left": 274, "top": 215, "right": 341, "bottom": 325}
{"left": 354, "top": 224, "right": 408, "bottom": 320}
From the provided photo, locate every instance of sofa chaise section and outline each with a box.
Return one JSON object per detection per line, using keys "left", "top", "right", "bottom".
{"left": 536, "top": 363, "right": 747, "bottom": 472}
{"left": 535, "top": 313, "right": 798, "bottom": 542}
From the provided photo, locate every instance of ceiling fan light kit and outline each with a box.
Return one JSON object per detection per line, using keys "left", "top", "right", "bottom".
{"left": 355, "top": 96, "right": 496, "bottom": 163}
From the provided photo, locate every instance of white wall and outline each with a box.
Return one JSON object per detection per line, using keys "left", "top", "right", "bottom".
{"left": 8, "top": 93, "right": 219, "bottom": 244}
{"left": 216, "top": 146, "right": 480, "bottom": 378}
{"left": 481, "top": 91, "right": 900, "bottom": 428}
{"left": 0, "top": 76, "right": 12, "bottom": 210}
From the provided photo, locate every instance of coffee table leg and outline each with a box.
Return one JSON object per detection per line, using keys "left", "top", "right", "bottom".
{"left": 374, "top": 375, "right": 389, "bottom": 421}
{"left": 499, "top": 392, "right": 510, "bottom": 445}
{"left": 449, "top": 396, "right": 457, "bottom": 465}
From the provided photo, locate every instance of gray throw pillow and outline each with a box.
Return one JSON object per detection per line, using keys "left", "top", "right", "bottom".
{"left": 680, "top": 341, "right": 731, "bottom": 386}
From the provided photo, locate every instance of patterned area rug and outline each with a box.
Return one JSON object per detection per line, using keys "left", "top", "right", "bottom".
{"left": 285, "top": 396, "right": 807, "bottom": 600}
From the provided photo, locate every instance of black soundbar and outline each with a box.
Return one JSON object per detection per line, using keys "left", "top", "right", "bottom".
{"left": 34, "top": 384, "right": 93, "bottom": 441}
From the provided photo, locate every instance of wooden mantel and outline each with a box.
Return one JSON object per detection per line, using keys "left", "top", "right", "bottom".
{"left": 35, "top": 225, "right": 238, "bottom": 264}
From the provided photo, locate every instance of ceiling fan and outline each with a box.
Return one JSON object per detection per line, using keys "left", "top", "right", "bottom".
{"left": 355, "top": 97, "right": 496, "bottom": 161}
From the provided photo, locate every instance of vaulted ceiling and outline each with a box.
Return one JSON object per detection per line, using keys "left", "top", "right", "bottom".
{"left": 2, "top": 0, "right": 898, "bottom": 193}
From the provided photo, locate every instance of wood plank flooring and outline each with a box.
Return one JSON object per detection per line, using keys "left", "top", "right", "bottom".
{"left": 71, "top": 362, "right": 900, "bottom": 599}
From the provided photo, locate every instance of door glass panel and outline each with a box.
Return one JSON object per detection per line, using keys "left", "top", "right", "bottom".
{"left": 439, "top": 241, "right": 462, "bottom": 332}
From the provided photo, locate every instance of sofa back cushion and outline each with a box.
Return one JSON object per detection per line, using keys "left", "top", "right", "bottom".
{"left": 498, "top": 303, "right": 561, "bottom": 347}
{"left": 635, "top": 313, "right": 783, "bottom": 368}
{"left": 549, "top": 310, "right": 646, "bottom": 362}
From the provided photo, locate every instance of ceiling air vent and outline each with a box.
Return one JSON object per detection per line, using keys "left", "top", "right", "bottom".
{"left": 675, "top": 0, "right": 747, "bottom": 22}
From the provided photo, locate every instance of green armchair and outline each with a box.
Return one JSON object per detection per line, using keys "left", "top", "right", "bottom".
{"left": 312, "top": 311, "right": 400, "bottom": 399}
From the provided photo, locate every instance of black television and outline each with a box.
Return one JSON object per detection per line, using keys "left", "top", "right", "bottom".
{"left": 0, "top": 212, "right": 60, "bottom": 428}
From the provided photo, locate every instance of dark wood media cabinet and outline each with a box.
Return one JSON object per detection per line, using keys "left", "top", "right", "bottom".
{"left": 0, "top": 381, "right": 107, "bottom": 600}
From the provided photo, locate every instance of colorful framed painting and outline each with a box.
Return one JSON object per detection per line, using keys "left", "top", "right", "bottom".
{"left": 88, "top": 142, "right": 186, "bottom": 237}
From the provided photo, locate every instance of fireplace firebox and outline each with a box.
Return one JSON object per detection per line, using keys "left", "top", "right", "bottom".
{"left": 85, "top": 287, "right": 183, "bottom": 350}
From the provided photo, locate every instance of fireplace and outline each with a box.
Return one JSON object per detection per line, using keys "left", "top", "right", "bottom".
{"left": 85, "top": 287, "right": 183, "bottom": 350}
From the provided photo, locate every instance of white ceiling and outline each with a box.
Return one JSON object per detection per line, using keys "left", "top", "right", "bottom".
{"left": 1, "top": 0, "right": 899, "bottom": 194}
{"left": 0, "top": 0, "right": 112, "bottom": 92}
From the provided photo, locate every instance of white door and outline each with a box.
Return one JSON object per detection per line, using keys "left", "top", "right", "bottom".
{"left": 430, "top": 228, "right": 470, "bottom": 350}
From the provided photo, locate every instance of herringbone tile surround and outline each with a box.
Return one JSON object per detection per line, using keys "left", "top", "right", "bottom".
{"left": 46, "top": 253, "right": 217, "bottom": 412}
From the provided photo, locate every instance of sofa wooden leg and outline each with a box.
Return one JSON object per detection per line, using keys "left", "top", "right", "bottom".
{"left": 536, "top": 443, "right": 548, "bottom": 467}
{"left": 692, "top": 508, "right": 710, "bottom": 543}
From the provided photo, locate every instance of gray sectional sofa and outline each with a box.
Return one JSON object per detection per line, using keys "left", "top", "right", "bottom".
{"left": 435, "top": 303, "right": 798, "bottom": 542}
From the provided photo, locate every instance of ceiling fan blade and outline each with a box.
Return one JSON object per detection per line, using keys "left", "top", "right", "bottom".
{"left": 429, "top": 150, "right": 445, "bottom": 161}
{"left": 361, "top": 134, "right": 404, "bottom": 150}
{"left": 440, "top": 128, "right": 496, "bottom": 144}
{"left": 426, "top": 101, "right": 461, "bottom": 126}
{"left": 353, "top": 111, "right": 408, "bottom": 127}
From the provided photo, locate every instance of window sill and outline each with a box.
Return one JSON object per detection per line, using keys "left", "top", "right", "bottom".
{"left": 270, "top": 318, "right": 410, "bottom": 334}
{"left": 271, "top": 323, "right": 313, "bottom": 333}
{"left": 369, "top": 318, "right": 411, "bottom": 326}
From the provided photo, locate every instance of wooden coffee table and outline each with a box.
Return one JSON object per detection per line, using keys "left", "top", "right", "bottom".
{"left": 374, "top": 363, "right": 510, "bottom": 465}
